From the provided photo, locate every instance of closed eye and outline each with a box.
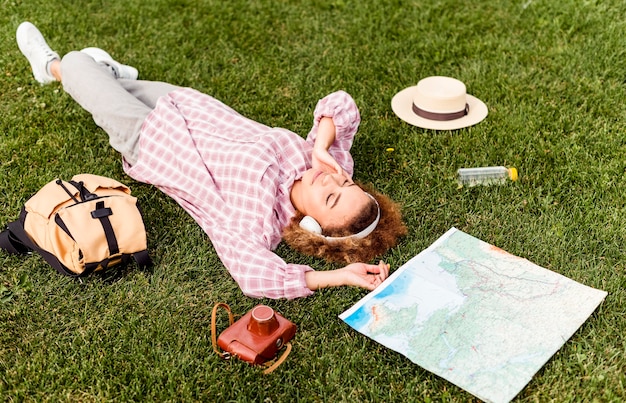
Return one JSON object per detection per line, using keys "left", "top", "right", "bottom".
{"left": 327, "top": 181, "right": 356, "bottom": 208}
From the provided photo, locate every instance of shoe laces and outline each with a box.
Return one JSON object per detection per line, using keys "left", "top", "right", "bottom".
{"left": 31, "top": 35, "right": 56, "bottom": 59}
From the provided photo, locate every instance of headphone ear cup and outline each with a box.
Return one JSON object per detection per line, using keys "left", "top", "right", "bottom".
{"left": 299, "top": 216, "right": 322, "bottom": 234}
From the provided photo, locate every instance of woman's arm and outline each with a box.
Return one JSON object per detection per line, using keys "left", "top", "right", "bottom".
{"left": 312, "top": 117, "right": 343, "bottom": 175}
{"left": 307, "top": 90, "right": 361, "bottom": 177}
{"left": 305, "top": 261, "right": 390, "bottom": 292}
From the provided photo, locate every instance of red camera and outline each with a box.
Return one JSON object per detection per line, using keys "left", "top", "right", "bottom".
{"left": 211, "top": 303, "right": 296, "bottom": 372}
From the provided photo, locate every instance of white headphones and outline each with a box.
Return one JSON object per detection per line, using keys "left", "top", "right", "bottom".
{"left": 299, "top": 215, "right": 324, "bottom": 234}
{"left": 299, "top": 194, "right": 380, "bottom": 241}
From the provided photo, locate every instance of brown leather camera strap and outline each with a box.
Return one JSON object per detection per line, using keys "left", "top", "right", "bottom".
{"left": 211, "top": 302, "right": 234, "bottom": 358}
{"left": 261, "top": 342, "right": 292, "bottom": 375}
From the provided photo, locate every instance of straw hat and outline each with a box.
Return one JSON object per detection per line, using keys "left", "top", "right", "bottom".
{"left": 391, "top": 76, "right": 488, "bottom": 130}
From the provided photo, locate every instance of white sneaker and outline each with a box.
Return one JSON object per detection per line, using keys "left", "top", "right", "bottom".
{"left": 16, "top": 22, "right": 60, "bottom": 84}
{"left": 80, "top": 47, "right": 138, "bottom": 80}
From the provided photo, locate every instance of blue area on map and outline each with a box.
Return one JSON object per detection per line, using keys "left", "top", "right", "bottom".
{"left": 344, "top": 270, "right": 415, "bottom": 329}
{"left": 344, "top": 306, "right": 370, "bottom": 329}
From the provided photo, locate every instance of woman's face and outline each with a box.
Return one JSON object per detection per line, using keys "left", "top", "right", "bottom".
{"left": 292, "top": 168, "right": 371, "bottom": 230}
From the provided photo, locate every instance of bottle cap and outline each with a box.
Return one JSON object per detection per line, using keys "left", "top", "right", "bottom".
{"left": 508, "top": 167, "right": 518, "bottom": 181}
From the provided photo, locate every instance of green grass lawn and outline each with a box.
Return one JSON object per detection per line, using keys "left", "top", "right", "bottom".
{"left": 1, "top": 0, "right": 625, "bottom": 401}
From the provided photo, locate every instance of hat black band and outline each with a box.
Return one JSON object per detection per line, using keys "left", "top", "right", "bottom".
{"left": 412, "top": 103, "right": 469, "bottom": 121}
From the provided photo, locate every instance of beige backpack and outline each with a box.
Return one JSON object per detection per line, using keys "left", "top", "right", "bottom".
{"left": 0, "top": 174, "right": 151, "bottom": 277}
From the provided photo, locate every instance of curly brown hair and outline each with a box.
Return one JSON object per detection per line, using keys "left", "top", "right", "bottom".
{"left": 282, "top": 183, "right": 407, "bottom": 263}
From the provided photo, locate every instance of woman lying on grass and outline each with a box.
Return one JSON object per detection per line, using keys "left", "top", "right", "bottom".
{"left": 15, "top": 22, "right": 407, "bottom": 299}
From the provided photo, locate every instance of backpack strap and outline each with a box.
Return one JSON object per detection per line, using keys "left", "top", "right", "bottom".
{"left": 91, "top": 200, "right": 119, "bottom": 255}
{"left": 69, "top": 180, "right": 98, "bottom": 202}
{"left": 0, "top": 225, "right": 31, "bottom": 255}
{"left": 89, "top": 200, "right": 152, "bottom": 270}
{"left": 4, "top": 220, "right": 80, "bottom": 277}
{"left": 133, "top": 249, "right": 152, "bottom": 269}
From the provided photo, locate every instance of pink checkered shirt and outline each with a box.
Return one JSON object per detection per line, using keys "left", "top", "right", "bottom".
{"left": 124, "top": 89, "right": 360, "bottom": 299}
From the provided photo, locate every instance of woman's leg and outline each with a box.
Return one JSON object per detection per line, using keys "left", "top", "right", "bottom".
{"left": 68, "top": 47, "right": 180, "bottom": 109}
{"left": 17, "top": 21, "right": 179, "bottom": 165}
{"left": 117, "top": 79, "right": 180, "bottom": 110}
{"left": 60, "top": 51, "right": 156, "bottom": 165}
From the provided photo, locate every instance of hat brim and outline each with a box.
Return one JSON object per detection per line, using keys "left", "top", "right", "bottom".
{"left": 391, "top": 85, "right": 488, "bottom": 130}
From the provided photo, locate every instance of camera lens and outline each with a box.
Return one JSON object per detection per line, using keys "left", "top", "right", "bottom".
{"left": 249, "top": 305, "right": 280, "bottom": 336}
{"left": 252, "top": 305, "right": 275, "bottom": 323}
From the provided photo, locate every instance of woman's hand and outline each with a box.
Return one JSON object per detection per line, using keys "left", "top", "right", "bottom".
{"left": 305, "top": 261, "right": 390, "bottom": 292}
{"left": 312, "top": 117, "right": 343, "bottom": 175}
{"left": 312, "top": 146, "right": 343, "bottom": 176}
{"left": 339, "top": 261, "right": 390, "bottom": 291}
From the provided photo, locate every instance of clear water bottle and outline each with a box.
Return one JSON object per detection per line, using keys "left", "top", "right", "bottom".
{"left": 457, "top": 166, "right": 518, "bottom": 187}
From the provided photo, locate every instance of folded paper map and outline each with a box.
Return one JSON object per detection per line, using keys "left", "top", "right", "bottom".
{"left": 340, "top": 228, "right": 607, "bottom": 403}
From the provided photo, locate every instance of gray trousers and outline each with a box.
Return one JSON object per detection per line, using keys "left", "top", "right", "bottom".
{"left": 60, "top": 51, "right": 179, "bottom": 165}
